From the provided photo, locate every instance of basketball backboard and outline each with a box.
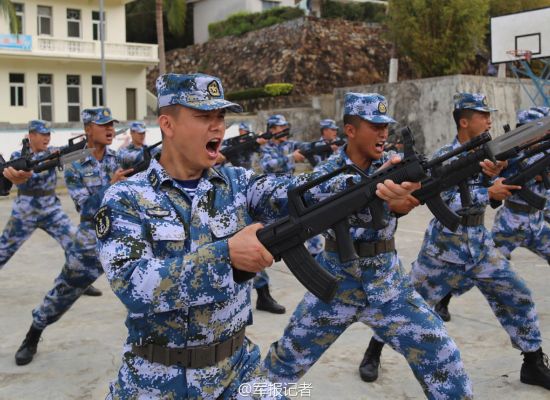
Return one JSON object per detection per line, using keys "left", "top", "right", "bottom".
{"left": 490, "top": 7, "right": 550, "bottom": 64}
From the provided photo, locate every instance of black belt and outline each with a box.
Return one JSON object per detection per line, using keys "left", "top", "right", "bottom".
{"left": 325, "top": 237, "right": 395, "bottom": 257}
{"left": 17, "top": 189, "right": 55, "bottom": 197}
{"left": 505, "top": 200, "right": 538, "bottom": 214}
{"left": 460, "top": 212, "right": 485, "bottom": 226}
{"left": 131, "top": 327, "right": 246, "bottom": 369}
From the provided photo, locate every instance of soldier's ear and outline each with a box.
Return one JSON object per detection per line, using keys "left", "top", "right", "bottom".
{"left": 158, "top": 114, "right": 175, "bottom": 139}
{"left": 343, "top": 123, "right": 355, "bottom": 139}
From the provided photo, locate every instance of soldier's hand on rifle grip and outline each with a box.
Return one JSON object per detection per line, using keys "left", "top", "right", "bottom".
{"left": 228, "top": 223, "right": 273, "bottom": 273}
{"left": 111, "top": 168, "right": 134, "bottom": 184}
{"left": 488, "top": 177, "right": 522, "bottom": 201}
{"left": 3, "top": 167, "right": 33, "bottom": 185}
{"left": 376, "top": 180, "right": 422, "bottom": 214}
{"left": 480, "top": 159, "right": 506, "bottom": 178}
{"left": 292, "top": 150, "right": 305, "bottom": 163}
{"left": 256, "top": 138, "right": 268, "bottom": 146}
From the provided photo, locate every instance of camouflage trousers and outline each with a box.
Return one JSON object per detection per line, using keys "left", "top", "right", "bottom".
{"left": 411, "top": 244, "right": 542, "bottom": 353}
{"left": 108, "top": 339, "right": 288, "bottom": 400}
{"left": 253, "top": 238, "right": 324, "bottom": 290}
{"left": 491, "top": 206, "right": 550, "bottom": 263}
{"left": 0, "top": 201, "right": 74, "bottom": 269}
{"left": 263, "top": 251, "right": 472, "bottom": 400}
{"left": 31, "top": 222, "right": 103, "bottom": 330}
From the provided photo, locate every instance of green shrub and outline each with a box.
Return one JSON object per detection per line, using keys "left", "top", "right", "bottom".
{"left": 321, "top": 0, "right": 387, "bottom": 23}
{"left": 226, "top": 84, "right": 294, "bottom": 101}
{"left": 208, "top": 7, "right": 304, "bottom": 39}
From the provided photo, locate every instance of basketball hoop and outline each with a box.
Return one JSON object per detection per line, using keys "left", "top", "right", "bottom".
{"left": 506, "top": 49, "right": 533, "bottom": 62}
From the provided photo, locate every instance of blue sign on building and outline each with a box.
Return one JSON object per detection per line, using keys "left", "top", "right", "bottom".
{"left": 0, "top": 34, "right": 32, "bottom": 51}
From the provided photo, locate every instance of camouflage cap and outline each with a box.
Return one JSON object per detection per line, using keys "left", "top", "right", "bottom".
{"left": 531, "top": 106, "right": 549, "bottom": 116}
{"left": 28, "top": 119, "right": 51, "bottom": 134}
{"left": 343, "top": 93, "right": 396, "bottom": 124}
{"left": 320, "top": 119, "right": 338, "bottom": 130}
{"left": 130, "top": 121, "right": 146, "bottom": 133}
{"left": 238, "top": 122, "right": 251, "bottom": 131}
{"left": 156, "top": 73, "right": 242, "bottom": 113}
{"left": 81, "top": 107, "right": 119, "bottom": 125}
{"left": 517, "top": 108, "right": 545, "bottom": 125}
{"left": 267, "top": 114, "right": 289, "bottom": 127}
{"left": 453, "top": 93, "right": 497, "bottom": 112}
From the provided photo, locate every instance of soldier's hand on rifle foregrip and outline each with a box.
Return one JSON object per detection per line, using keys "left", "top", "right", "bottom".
{"left": 3, "top": 167, "right": 33, "bottom": 185}
{"left": 229, "top": 223, "right": 274, "bottom": 273}
{"left": 480, "top": 159, "right": 506, "bottom": 178}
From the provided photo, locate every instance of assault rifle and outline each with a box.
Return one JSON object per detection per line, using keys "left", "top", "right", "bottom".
{"left": 220, "top": 128, "right": 290, "bottom": 160}
{"left": 412, "top": 115, "right": 550, "bottom": 230}
{"left": 125, "top": 141, "right": 163, "bottom": 177}
{"left": 299, "top": 138, "right": 346, "bottom": 167}
{"left": 0, "top": 135, "right": 92, "bottom": 196}
{"left": 242, "top": 118, "right": 550, "bottom": 302}
{"left": 489, "top": 136, "right": 550, "bottom": 210}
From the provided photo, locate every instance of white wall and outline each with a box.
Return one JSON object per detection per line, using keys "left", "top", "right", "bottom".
{"left": 0, "top": 0, "right": 126, "bottom": 43}
{"left": 193, "top": 0, "right": 297, "bottom": 43}
{"left": 0, "top": 58, "right": 147, "bottom": 124}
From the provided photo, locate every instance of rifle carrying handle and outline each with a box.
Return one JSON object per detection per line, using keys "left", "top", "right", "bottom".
{"left": 281, "top": 245, "right": 339, "bottom": 303}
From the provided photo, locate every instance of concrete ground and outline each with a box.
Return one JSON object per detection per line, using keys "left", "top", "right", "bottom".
{"left": 0, "top": 193, "right": 549, "bottom": 400}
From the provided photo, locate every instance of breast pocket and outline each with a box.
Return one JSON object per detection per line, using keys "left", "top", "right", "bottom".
{"left": 148, "top": 218, "right": 187, "bottom": 255}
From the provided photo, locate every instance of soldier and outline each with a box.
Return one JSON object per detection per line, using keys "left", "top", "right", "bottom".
{"left": 360, "top": 93, "right": 550, "bottom": 391}
{"left": 13, "top": 108, "right": 130, "bottom": 366}
{"left": 262, "top": 93, "right": 473, "bottom": 400}
{"left": 95, "top": 73, "right": 379, "bottom": 399}
{"left": 219, "top": 122, "right": 267, "bottom": 169}
{"left": 0, "top": 120, "right": 101, "bottom": 296}
{"left": 117, "top": 121, "right": 160, "bottom": 170}
{"left": 305, "top": 118, "right": 341, "bottom": 166}
{"left": 491, "top": 108, "right": 550, "bottom": 264}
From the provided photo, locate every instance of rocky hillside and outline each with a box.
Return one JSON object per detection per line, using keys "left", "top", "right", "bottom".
{"left": 147, "top": 17, "right": 413, "bottom": 101}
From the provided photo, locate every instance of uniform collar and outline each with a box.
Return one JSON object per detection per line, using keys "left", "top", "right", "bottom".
{"left": 81, "top": 147, "right": 116, "bottom": 165}
{"left": 337, "top": 145, "right": 385, "bottom": 171}
{"left": 146, "top": 158, "right": 228, "bottom": 191}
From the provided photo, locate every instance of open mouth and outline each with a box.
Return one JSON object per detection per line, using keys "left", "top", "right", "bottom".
{"left": 375, "top": 141, "right": 386, "bottom": 152}
{"left": 206, "top": 138, "right": 222, "bottom": 158}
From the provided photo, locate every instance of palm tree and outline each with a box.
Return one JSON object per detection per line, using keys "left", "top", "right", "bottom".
{"left": 0, "top": 0, "right": 19, "bottom": 33}
{"left": 155, "top": 0, "right": 186, "bottom": 75}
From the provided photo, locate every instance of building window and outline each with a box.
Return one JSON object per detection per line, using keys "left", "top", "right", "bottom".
{"left": 37, "top": 6, "right": 52, "bottom": 36}
{"left": 262, "top": 1, "right": 280, "bottom": 11}
{"left": 67, "top": 9, "right": 81, "bottom": 38}
{"left": 38, "top": 74, "right": 53, "bottom": 121}
{"left": 13, "top": 3, "right": 24, "bottom": 34}
{"left": 67, "top": 75, "right": 81, "bottom": 122}
{"left": 92, "top": 11, "right": 106, "bottom": 41}
{"left": 9, "top": 73, "right": 25, "bottom": 107}
{"left": 92, "top": 76, "right": 104, "bottom": 107}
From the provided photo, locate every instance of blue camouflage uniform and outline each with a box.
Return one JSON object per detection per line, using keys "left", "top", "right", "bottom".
{"left": 0, "top": 120, "right": 75, "bottom": 270}
{"left": 222, "top": 122, "right": 258, "bottom": 170}
{"left": 31, "top": 108, "right": 122, "bottom": 330}
{"left": 492, "top": 109, "right": 550, "bottom": 264}
{"left": 117, "top": 121, "right": 161, "bottom": 170}
{"left": 97, "top": 73, "right": 345, "bottom": 399}
{"left": 263, "top": 93, "right": 473, "bottom": 400}
{"left": 410, "top": 94, "right": 543, "bottom": 355}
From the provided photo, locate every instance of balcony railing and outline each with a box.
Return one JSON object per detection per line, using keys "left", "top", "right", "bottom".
{"left": 0, "top": 34, "right": 158, "bottom": 63}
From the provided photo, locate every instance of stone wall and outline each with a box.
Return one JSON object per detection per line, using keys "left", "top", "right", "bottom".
{"left": 148, "top": 17, "right": 411, "bottom": 102}
{"left": 333, "top": 75, "right": 535, "bottom": 155}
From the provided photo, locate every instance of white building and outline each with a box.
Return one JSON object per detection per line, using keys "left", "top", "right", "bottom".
{"left": 0, "top": 0, "right": 158, "bottom": 125}
{"left": 189, "top": 0, "right": 297, "bottom": 44}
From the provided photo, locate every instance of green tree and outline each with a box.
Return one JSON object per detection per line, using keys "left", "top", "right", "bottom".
{"left": 0, "top": 0, "right": 19, "bottom": 33}
{"left": 489, "top": 0, "right": 550, "bottom": 16}
{"left": 387, "top": 0, "right": 489, "bottom": 77}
